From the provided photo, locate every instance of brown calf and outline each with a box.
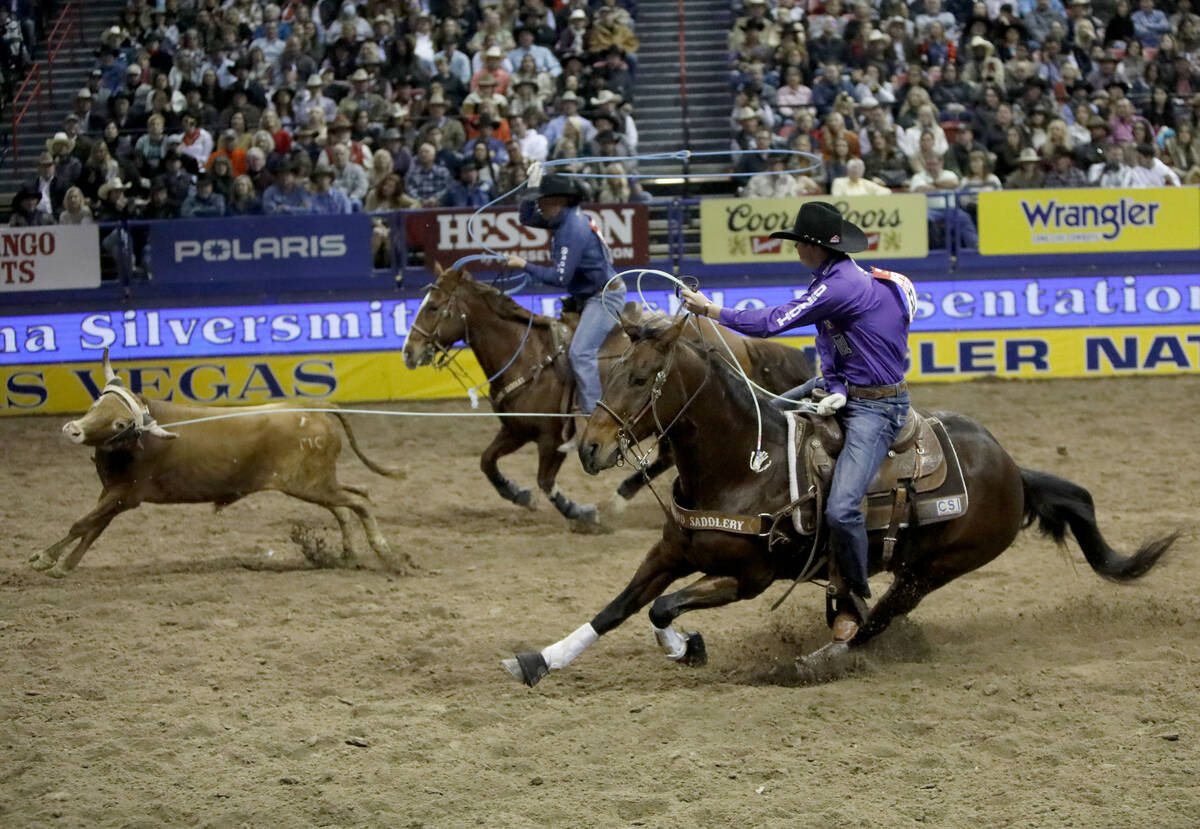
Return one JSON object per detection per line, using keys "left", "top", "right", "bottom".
{"left": 33, "top": 351, "right": 409, "bottom": 577}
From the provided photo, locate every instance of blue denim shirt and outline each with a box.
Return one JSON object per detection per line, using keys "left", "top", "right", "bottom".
{"left": 517, "top": 200, "right": 616, "bottom": 299}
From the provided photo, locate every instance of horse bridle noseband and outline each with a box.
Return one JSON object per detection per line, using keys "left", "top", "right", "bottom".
{"left": 409, "top": 283, "right": 471, "bottom": 371}
{"left": 594, "top": 331, "right": 711, "bottom": 472}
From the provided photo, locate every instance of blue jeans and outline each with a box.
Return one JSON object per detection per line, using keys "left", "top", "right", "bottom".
{"left": 929, "top": 207, "right": 979, "bottom": 249}
{"left": 569, "top": 282, "right": 627, "bottom": 414}
{"left": 825, "top": 393, "right": 910, "bottom": 603}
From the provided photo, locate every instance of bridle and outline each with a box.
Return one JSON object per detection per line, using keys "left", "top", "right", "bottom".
{"left": 408, "top": 282, "right": 472, "bottom": 373}
{"left": 408, "top": 277, "right": 540, "bottom": 405}
{"left": 594, "top": 332, "right": 711, "bottom": 474}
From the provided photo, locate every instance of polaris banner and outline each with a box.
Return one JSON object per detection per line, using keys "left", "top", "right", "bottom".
{"left": 147, "top": 214, "right": 372, "bottom": 282}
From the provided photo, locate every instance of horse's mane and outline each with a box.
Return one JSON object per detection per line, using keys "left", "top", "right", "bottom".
{"left": 466, "top": 277, "right": 559, "bottom": 329}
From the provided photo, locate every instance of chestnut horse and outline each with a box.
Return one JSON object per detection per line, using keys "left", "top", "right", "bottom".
{"left": 502, "top": 316, "right": 1178, "bottom": 686}
{"left": 402, "top": 265, "right": 814, "bottom": 530}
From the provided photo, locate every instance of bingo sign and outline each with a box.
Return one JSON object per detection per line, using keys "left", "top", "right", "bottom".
{"left": 413, "top": 204, "right": 650, "bottom": 269}
{"left": 0, "top": 225, "right": 100, "bottom": 292}
{"left": 978, "top": 187, "right": 1200, "bottom": 255}
{"left": 699, "top": 195, "right": 930, "bottom": 263}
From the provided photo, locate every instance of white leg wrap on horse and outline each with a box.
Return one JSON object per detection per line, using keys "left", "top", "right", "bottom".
{"left": 540, "top": 623, "right": 598, "bottom": 670}
{"left": 653, "top": 624, "right": 688, "bottom": 660}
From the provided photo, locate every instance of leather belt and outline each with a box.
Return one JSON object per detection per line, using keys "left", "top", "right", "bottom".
{"left": 847, "top": 381, "right": 908, "bottom": 399}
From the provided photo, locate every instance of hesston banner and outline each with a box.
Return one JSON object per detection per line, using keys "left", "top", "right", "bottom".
{"left": 977, "top": 187, "right": 1200, "bottom": 255}
{"left": 0, "top": 225, "right": 100, "bottom": 292}
{"left": 699, "top": 195, "right": 929, "bottom": 263}
{"left": 411, "top": 204, "right": 650, "bottom": 269}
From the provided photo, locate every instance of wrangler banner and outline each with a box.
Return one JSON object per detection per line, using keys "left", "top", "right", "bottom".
{"left": 977, "top": 187, "right": 1200, "bottom": 255}
{"left": 699, "top": 195, "right": 929, "bottom": 263}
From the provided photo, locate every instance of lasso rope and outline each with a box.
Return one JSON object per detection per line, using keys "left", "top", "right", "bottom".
{"left": 162, "top": 406, "right": 577, "bottom": 430}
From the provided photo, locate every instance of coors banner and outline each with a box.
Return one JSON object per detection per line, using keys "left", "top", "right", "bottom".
{"left": 413, "top": 204, "right": 650, "bottom": 269}
{"left": 699, "top": 195, "right": 930, "bottom": 263}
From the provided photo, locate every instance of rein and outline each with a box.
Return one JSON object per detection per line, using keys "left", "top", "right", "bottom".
{"left": 411, "top": 281, "right": 543, "bottom": 407}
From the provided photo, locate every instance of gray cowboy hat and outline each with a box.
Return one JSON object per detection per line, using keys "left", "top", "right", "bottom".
{"left": 769, "top": 201, "right": 868, "bottom": 253}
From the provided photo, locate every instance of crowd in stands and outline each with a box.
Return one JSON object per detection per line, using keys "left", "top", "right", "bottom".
{"left": 727, "top": 0, "right": 1200, "bottom": 246}
{"left": 10, "top": 0, "right": 645, "bottom": 266}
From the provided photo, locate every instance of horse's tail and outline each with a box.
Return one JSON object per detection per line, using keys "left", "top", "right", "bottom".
{"left": 327, "top": 409, "right": 406, "bottom": 480}
{"left": 1019, "top": 467, "right": 1177, "bottom": 581}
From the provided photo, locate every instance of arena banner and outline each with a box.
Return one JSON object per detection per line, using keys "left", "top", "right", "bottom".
{"left": 147, "top": 213, "right": 372, "bottom": 282}
{"left": 977, "top": 187, "right": 1200, "bottom": 255}
{"left": 0, "top": 350, "right": 480, "bottom": 415}
{"left": 3, "top": 325, "right": 1196, "bottom": 416}
{"left": 410, "top": 204, "right": 649, "bottom": 269}
{"left": 698, "top": 195, "right": 929, "bottom": 263}
{"left": 0, "top": 225, "right": 100, "bottom": 292}
{"left": 1, "top": 272, "right": 1197, "bottom": 415}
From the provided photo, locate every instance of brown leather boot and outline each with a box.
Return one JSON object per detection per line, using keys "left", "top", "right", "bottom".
{"left": 831, "top": 611, "right": 860, "bottom": 643}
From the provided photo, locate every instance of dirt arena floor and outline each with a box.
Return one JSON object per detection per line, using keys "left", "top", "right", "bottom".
{"left": 2, "top": 374, "right": 1198, "bottom": 828}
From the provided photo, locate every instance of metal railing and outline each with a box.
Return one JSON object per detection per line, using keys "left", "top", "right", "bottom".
{"left": 9, "top": 1, "right": 82, "bottom": 178}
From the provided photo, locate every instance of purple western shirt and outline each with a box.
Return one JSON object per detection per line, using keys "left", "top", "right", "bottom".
{"left": 716, "top": 253, "right": 911, "bottom": 398}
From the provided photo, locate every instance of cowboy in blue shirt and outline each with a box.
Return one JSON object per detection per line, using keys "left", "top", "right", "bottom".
{"left": 506, "top": 172, "right": 625, "bottom": 422}
{"left": 681, "top": 202, "right": 915, "bottom": 645}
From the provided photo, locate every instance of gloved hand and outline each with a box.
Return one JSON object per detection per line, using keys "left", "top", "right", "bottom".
{"left": 528, "top": 162, "right": 544, "bottom": 189}
{"left": 679, "top": 286, "right": 717, "bottom": 318}
{"left": 815, "top": 392, "right": 846, "bottom": 416}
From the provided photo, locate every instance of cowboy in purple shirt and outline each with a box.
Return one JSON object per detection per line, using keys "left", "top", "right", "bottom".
{"left": 680, "top": 202, "right": 914, "bottom": 645}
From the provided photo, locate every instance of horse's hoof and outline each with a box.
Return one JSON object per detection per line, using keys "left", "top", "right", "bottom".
{"left": 606, "top": 492, "right": 629, "bottom": 515}
{"left": 513, "top": 488, "right": 536, "bottom": 510}
{"left": 501, "top": 651, "right": 549, "bottom": 687}
{"left": 795, "top": 641, "right": 852, "bottom": 683}
{"left": 29, "top": 553, "right": 55, "bottom": 571}
{"left": 679, "top": 632, "right": 707, "bottom": 667}
{"left": 45, "top": 565, "right": 72, "bottom": 579}
{"left": 569, "top": 506, "right": 611, "bottom": 535}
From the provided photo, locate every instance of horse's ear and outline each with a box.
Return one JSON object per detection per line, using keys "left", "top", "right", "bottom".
{"left": 653, "top": 315, "right": 689, "bottom": 352}
{"left": 433, "top": 261, "right": 445, "bottom": 278}
{"left": 619, "top": 308, "right": 646, "bottom": 340}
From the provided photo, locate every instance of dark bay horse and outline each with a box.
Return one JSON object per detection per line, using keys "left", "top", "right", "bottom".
{"left": 501, "top": 316, "right": 1178, "bottom": 686}
{"left": 402, "top": 264, "right": 814, "bottom": 530}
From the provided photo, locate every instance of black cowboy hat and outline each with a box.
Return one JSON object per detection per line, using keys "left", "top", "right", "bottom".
{"left": 769, "top": 201, "right": 868, "bottom": 253}
{"left": 535, "top": 172, "right": 583, "bottom": 202}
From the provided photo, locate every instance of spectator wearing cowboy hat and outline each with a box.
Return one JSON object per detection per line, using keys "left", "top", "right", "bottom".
{"left": 444, "top": 158, "right": 493, "bottom": 207}
{"left": 541, "top": 90, "right": 596, "bottom": 145}
{"left": 8, "top": 186, "right": 53, "bottom": 227}
{"left": 179, "top": 173, "right": 226, "bottom": 218}
{"left": 471, "top": 45, "right": 512, "bottom": 95}
{"left": 507, "top": 170, "right": 625, "bottom": 422}
{"left": 419, "top": 91, "right": 467, "bottom": 152}
{"left": 461, "top": 73, "right": 508, "bottom": 118}
{"left": 509, "top": 24, "right": 562, "bottom": 78}
{"left": 297, "top": 73, "right": 338, "bottom": 126}
{"left": 46, "top": 131, "right": 83, "bottom": 193}
{"left": 262, "top": 161, "right": 314, "bottom": 215}
{"left": 339, "top": 67, "right": 389, "bottom": 124}
{"left": 680, "top": 201, "right": 915, "bottom": 646}
{"left": 1004, "top": 146, "right": 1047, "bottom": 188}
